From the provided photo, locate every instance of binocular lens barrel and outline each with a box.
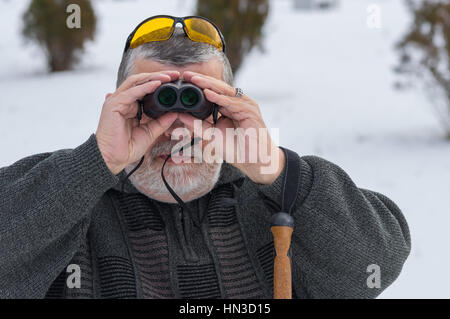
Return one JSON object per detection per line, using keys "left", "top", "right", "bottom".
{"left": 180, "top": 88, "right": 199, "bottom": 107}
{"left": 158, "top": 88, "right": 177, "bottom": 106}
{"left": 142, "top": 80, "right": 214, "bottom": 120}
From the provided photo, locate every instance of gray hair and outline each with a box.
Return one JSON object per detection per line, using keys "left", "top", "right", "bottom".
{"left": 116, "top": 27, "right": 233, "bottom": 88}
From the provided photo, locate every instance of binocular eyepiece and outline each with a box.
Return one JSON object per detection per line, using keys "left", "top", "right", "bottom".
{"left": 140, "top": 79, "right": 217, "bottom": 120}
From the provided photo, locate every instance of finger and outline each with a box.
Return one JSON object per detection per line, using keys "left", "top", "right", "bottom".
{"left": 219, "top": 108, "right": 253, "bottom": 122}
{"left": 144, "top": 112, "right": 179, "bottom": 145}
{"left": 213, "top": 115, "right": 235, "bottom": 133}
{"left": 116, "top": 71, "right": 180, "bottom": 93}
{"left": 182, "top": 70, "right": 223, "bottom": 83}
{"left": 113, "top": 100, "right": 139, "bottom": 119}
{"left": 116, "top": 80, "right": 162, "bottom": 106}
{"left": 128, "top": 112, "right": 178, "bottom": 162}
{"left": 177, "top": 113, "right": 234, "bottom": 163}
{"left": 111, "top": 81, "right": 162, "bottom": 119}
{"left": 177, "top": 113, "right": 235, "bottom": 144}
{"left": 216, "top": 105, "right": 234, "bottom": 119}
{"left": 183, "top": 71, "right": 255, "bottom": 103}
{"left": 204, "top": 89, "right": 259, "bottom": 116}
{"left": 183, "top": 71, "right": 236, "bottom": 97}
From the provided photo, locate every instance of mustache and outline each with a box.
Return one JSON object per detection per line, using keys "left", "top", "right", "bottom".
{"left": 151, "top": 139, "right": 201, "bottom": 159}
{"left": 151, "top": 140, "right": 181, "bottom": 157}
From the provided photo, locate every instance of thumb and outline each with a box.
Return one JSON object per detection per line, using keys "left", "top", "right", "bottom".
{"left": 129, "top": 112, "right": 178, "bottom": 163}
{"left": 145, "top": 112, "right": 178, "bottom": 144}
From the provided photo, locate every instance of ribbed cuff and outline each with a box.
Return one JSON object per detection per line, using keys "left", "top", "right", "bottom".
{"left": 55, "top": 133, "right": 120, "bottom": 202}
{"left": 256, "top": 152, "right": 287, "bottom": 207}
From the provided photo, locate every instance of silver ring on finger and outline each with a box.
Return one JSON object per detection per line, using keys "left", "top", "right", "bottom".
{"left": 234, "top": 87, "right": 244, "bottom": 98}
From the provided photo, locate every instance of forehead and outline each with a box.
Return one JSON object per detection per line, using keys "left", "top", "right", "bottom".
{"left": 131, "top": 58, "right": 224, "bottom": 80}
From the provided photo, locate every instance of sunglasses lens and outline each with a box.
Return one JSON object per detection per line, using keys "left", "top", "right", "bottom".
{"left": 181, "top": 88, "right": 199, "bottom": 107}
{"left": 184, "top": 18, "right": 224, "bottom": 51}
{"left": 130, "top": 17, "right": 174, "bottom": 49}
{"left": 158, "top": 87, "right": 177, "bottom": 107}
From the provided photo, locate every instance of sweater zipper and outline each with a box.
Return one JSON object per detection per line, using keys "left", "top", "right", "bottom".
{"left": 175, "top": 205, "right": 199, "bottom": 262}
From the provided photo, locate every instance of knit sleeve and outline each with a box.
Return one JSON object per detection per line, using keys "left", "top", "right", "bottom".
{"left": 257, "top": 153, "right": 411, "bottom": 298}
{"left": 0, "top": 134, "right": 119, "bottom": 298}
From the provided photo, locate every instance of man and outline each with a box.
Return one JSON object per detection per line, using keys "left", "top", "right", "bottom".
{"left": 0, "top": 16, "right": 410, "bottom": 298}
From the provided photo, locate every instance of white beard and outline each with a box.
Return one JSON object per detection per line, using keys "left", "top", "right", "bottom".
{"left": 124, "top": 140, "right": 222, "bottom": 203}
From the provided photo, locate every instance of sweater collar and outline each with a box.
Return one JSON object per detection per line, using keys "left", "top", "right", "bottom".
{"left": 112, "top": 162, "right": 245, "bottom": 194}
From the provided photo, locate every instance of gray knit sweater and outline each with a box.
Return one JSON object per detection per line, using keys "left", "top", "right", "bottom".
{"left": 0, "top": 134, "right": 411, "bottom": 298}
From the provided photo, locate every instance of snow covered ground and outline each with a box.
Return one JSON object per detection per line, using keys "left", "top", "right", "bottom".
{"left": 1, "top": 0, "right": 449, "bottom": 298}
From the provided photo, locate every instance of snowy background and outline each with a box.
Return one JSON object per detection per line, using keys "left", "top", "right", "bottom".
{"left": 1, "top": 0, "right": 449, "bottom": 298}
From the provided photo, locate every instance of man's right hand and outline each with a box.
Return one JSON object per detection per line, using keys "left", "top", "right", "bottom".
{"left": 95, "top": 71, "right": 180, "bottom": 175}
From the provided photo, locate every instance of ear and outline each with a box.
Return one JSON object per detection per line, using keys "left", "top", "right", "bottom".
{"left": 105, "top": 93, "right": 113, "bottom": 99}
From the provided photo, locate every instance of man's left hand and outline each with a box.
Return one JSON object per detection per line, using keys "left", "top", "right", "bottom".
{"left": 179, "top": 71, "right": 285, "bottom": 185}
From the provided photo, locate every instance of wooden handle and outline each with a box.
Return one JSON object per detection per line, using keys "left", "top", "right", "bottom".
{"left": 271, "top": 225, "right": 293, "bottom": 299}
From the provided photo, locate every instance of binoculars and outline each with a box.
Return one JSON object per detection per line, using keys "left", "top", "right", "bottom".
{"left": 140, "top": 79, "right": 218, "bottom": 120}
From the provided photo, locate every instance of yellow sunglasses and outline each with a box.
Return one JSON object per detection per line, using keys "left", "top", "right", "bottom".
{"left": 124, "top": 15, "right": 226, "bottom": 54}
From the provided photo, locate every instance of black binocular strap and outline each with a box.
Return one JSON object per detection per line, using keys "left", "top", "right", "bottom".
{"left": 279, "top": 147, "right": 301, "bottom": 215}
